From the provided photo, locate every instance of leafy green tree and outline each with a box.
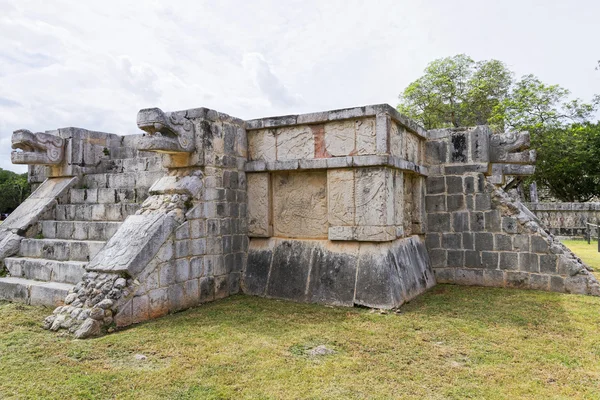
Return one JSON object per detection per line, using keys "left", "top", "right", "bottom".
{"left": 0, "top": 169, "right": 31, "bottom": 214}
{"left": 491, "top": 75, "right": 599, "bottom": 133}
{"left": 398, "top": 54, "right": 600, "bottom": 201}
{"left": 398, "top": 55, "right": 513, "bottom": 129}
{"left": 533, "top": 123, "right": 600, "bottom": 202}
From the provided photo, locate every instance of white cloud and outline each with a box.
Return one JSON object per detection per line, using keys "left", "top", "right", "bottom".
{"left": 0, "top": 0, "right": 598, "bottom": 173}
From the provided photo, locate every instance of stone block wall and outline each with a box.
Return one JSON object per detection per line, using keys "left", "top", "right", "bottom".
{"left": 525, "top": 202, "right": 600, "bottom": 237}
{"left": 243, "top": 105, "right": 435, "bottom": 309}
{"left": 425, "top": 127, "right": 599, "bottom": 295}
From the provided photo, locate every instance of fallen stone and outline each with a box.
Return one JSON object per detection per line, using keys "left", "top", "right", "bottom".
{"left": 74, "top": 318, "right": 101, "bottom": 339}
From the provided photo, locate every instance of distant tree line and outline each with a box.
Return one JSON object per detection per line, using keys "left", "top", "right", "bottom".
{"left": 397, "top": 54, "right": 600, "bottom": 202}
{"left": 0, "top": 169, "right": 31, "bottom": 215}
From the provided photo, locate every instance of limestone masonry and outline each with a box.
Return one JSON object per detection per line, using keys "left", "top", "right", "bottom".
{"left": 0, "top": 104, "right": 597, "bottom": 338}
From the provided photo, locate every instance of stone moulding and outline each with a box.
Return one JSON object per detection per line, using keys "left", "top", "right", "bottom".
{"left": 245, "top": 155, "right": 428, "bottom": 176}
{"left": 245, "top": 104, "right": 428, "bottom": 139}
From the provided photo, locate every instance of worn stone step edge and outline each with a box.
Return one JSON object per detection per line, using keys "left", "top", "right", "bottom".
{"left": 65, "top": 188, "right": 149, "bottom": 205}
{"left": 19, "top": 238, "right": 106, "bottom": 262}
{"left": 38, "top": 220, "right": 122, "bottom": 241}
{"left": 79, "top": 171, "right": 165, "bottom": 189}
{"left": 55, "top": 204, "right": 140, "bottom": 222}
{"left": 0, "top": 277, "right": 72, "bottom": 307}
{"left": 5, "top": 257, "right": 87, "bottom": 285}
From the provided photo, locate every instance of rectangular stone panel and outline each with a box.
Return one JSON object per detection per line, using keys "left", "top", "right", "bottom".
{"left": 324, "top": 120, "right": 356, "bottom": 156}
{"left": 327, "top": 169, "right": 355, "bottom": 226}
{"left": 248, "top": 129, "right": 276, "bottom": 162}
{"left": 247, "top": 173, "right": 272, "bottom": 237}
{"left": 272, "top": 171, "right": 328, "bottom": 239}
{"left": 276, "top": 126, "right": 314, "bottom": 161}
{"left": 355, "top": 118, "right": 377, "bottom": 155}
{"left": 390, "top": 121, "right": 403, "bottom": 159}
{"left": 394, "top": 170, "right": 404, "bottom": 229}
{"left": 404, "top": 132, "right": 421, "bottom": 164}
{"left": 355, "top": 167, "right": 393, "bottom": 227}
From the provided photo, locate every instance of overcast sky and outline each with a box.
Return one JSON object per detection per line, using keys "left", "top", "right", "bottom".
{"left": 1, "top": 0, "right": 598, "bottom": 173}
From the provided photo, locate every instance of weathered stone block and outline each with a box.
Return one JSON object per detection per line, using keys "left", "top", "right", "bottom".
{"left": 328, "top": 169, "right": 355, "bottom": 226}
{"left": 452, "top": 212, "right": 469, "bottom": 232}
{"left": 539, "top": 254, "right": 558, "bottom": 274}
{"left": 272, "top": 171, "right": 328, "bottom": 239}
{"left": 483, "top": 269, "right": 505, "bottom": 287}
{"left": 481, "top": 252, "right": 499, "bottom": 269}
{"left": 465, "top": 250, "right": 481, "bottom": 268}
{"left": 502, "top": 217, "right": 518, "bottom": 234}
{"left": 505, "top": 271, "right": 529, "bottom": 289}
{"left": 519, "top": 252, "right": 539, "bottom": 273}
{"left": 355, "top": 168, "right": 393, "bottom": 226}
{"left": 428, "top": 249, "right": 447, "bottom": 269}
{"left": 454, "top": 269, "right": 483, "bottom": 286}
{"left": 494, "top": 234, "right": 512, "bottom": 251}
{"left": 442, "top": 233, "right": 461, "bottom": 249}
{"left": 324, "top": 120, "right": 356, "bottom": 156}
{"left": 531, "top": 236, "right": 549, "bottom": 253}
{"left": 475, "top": 194, "right": 491, "bottom": 211}
{"left": 529, "top": 274, "right": 549, "bottom": 291}
{"left": 276, "top": 126, "right": 314, "bottom": 161}
{"left": 447, "top": 195, "right": 464, "bottom": 212}
{"left": 427, "top": 213, "right": 450, "bottom": 232}
{"left": 426, "top": 176, "right": 446, "bottom": 195}
{"left": 470, "top": 212, "right": 485, "bottom": 231}
{"left": 474, "top": 233, "right": 493, "bottom": 251}
{"left": 485, "top": 211, "right": 501, "bottom": 232}
{"left": 446, "top": 176, "right": 463, "bottom": 194}
{"left": 513, "top": 235, "right": 530, "bottom": 252}
{"left": 248, "top": 130, "right": 276, "bottom": 162}
{"left": 447, "top": 250, "right": 464, "bottom": 267}
{"left": 425, "top": 233, "right": 440, "bottom": 250}
{"left": 499, "top": 252, "right": 518, "bottom": 270}
{"left": 433, "top": 268, "right": 454, "bottom": 283}
{"left": 426, "top": 195, "right": 446, "bottom": 213}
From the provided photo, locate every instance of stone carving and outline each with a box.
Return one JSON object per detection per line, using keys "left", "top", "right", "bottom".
{"left": 11, "top": 129, "right": 65, "bottom": 165}
{"left": 272, "top": 172, "right": 328, "bottom": 238}
{"left": 489, "top": 131, "right": 535, "bottom": 164}
{"left": 137, "top": 107, "right": 195, "bottom": 153}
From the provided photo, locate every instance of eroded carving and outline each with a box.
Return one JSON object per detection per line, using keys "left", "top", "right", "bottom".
{"left": 137, "top": 107, "right": 195, "bottom": 153}
{"left": 11, "top": 129, "right": 64, "bottom": 165}
{"left": 489, "top": 131, "right": 536, "bottom": 164}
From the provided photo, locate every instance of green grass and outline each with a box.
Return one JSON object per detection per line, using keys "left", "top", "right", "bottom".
{"left": 1, "top": 286, "right": 600, "bottom": 399}
{"left": 562, "top": 239, "right": 600, "bottom": 279}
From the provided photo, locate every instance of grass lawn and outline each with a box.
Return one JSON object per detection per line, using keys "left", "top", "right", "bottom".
{"left": 562, "top": 239, "right": 600, "bottom": 280}
{"left": 1, "top": 285, "right": 600, "bottom": 399}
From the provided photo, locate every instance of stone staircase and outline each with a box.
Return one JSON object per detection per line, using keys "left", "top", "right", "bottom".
{"left": 0, "top": 154, "right": 165, "bottom": 307}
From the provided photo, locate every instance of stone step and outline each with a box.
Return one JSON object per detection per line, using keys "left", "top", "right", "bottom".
{"left": 66, "top": 188, "right": 148, "bottom": 205}
{"left": 98, "top": 155, "right": 164, "bottom": 173}
{"left": 0, "top": 277, "right": 72, "bottom": 307}
{"left": 39, "top": 220, "right": 122, "bottom": 241}
{"left": 19, "top": 238, "right": 105, "bottom": 262}
{"left": 55, "top": 203, "right": 140, "bottom": 222}
{"left": 79, "top": 171, "right": 164, "bottom": 190}
{"left": 5, "top": 257, "right": 86, "bottom": 284}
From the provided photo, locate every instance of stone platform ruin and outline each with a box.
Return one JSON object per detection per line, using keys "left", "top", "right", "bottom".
{"left": 0, "top": 104, "right": 598, "bottom": 338}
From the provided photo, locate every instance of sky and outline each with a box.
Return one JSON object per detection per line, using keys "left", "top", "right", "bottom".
{"left": 1, "top": 0, "right": 598, "bottom": 173}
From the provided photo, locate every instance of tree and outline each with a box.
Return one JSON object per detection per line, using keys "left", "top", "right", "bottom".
{"left": 397, "top": 55, "right": 513, "bottom": 129}
{"left": 533, "top": 123, "right": 600, "bottom": 202}
{"left": 398, "top": 54, "right": 600, "bottom": 201}
{"left": 491, "top": 75, "right": 600, "bottom": 133}
{"left": 0, "top": 169, "right": 31, "bottom": 214}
